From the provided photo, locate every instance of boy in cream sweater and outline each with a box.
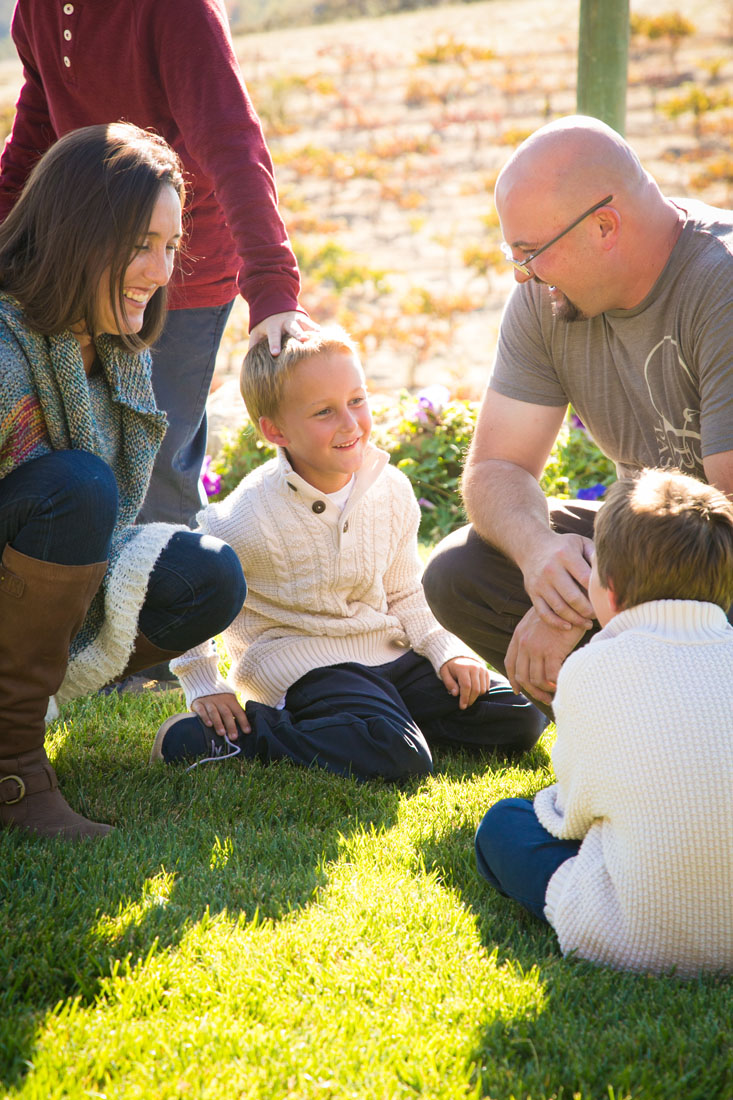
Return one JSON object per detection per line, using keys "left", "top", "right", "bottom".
{"left": 152, "top": 326, "right": 544, "bottom": 780}
{"left": 475, "top": 469, "right": 733, "bottom": 977}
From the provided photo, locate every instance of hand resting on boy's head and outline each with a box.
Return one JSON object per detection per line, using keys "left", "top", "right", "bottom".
{"left": 248, "top": 309, "right": 318, "bottom": 357}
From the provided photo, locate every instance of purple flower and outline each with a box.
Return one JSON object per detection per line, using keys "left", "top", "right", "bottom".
{"left": 570, "top": 412, "right": 586, "bottom": 430}
{"left": 577, "top": 483, "right": 607, "bottom": 501}
{"left": 412, "top": 384, "right": 451, "bottom": 422}
{"left": 413, "top": 385, "right": 449, "bottom": 413}
{"left": 418, "top": 497, "right": 436, "bottom": 510}
{"left": 201, "top": 455, "right": 221, "bottom": 497}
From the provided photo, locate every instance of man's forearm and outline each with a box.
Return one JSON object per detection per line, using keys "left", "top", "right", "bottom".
{"left": 462, "top": 458, "right": 555, "bottom": 574}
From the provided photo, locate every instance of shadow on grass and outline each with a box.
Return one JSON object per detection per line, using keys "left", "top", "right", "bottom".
{"left": 416, "top": 747, "right": 733, "bottom": 1100}
{"left": 0, "top": 691, "right": 410, "bottom": 1092}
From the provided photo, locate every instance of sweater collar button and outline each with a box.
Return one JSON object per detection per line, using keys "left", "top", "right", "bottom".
{"left": 312, "top": 500, "right": 326, "bottom": 514}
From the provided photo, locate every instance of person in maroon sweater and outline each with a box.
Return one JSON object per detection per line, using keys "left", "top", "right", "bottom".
{"left": 0, "top": 0, "right": 315, "bottom": 527}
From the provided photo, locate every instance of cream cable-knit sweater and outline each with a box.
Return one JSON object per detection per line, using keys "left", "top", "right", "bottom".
{"left": 535, "top": 600, "right": 733, "bottom": 978}
{"left": 172, "top": 445, "right": 472, "bottom": 708}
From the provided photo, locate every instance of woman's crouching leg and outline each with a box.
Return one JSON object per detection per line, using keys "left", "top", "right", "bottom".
{"left": 0, "top": 450, "right": 118, "bottom": 565}
{"left": 138, "top": 531, "right": 246, "bottom": 653}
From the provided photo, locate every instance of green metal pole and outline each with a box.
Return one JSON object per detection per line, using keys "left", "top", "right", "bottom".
{"left": 577, "top": 0, "right": 630, "bottom": 135}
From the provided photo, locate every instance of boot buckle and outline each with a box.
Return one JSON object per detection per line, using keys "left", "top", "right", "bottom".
{"left": 0, "top": 774, "right": 26, "bottom": 805}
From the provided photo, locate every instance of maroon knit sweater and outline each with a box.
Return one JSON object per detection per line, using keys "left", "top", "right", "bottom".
{"left": 0, "top": 0, "right": 300, "bottom": 324}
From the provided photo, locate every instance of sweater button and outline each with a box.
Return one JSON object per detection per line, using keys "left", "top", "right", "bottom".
{"left": 63, "top": 55, "right": 71, "bottom": 67}
{"left": 312, "top": 500, "right": 325, "bottom": 514}
{"left": 64, "top": 29, "right": 72, "bottom": 40}
{"left": 63, "top": 2, "right": 74, "bottom": 12}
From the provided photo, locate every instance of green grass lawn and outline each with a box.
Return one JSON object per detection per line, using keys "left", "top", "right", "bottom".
{"left": 2, "top": 688, "right": 731, "bottom": 1100}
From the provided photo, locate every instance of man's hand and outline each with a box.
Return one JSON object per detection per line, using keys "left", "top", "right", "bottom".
{"left": 440, "top": 656, "right": 491, "bottom": 709}
{"left": 248, "top": 310, "right": 319, "bottom": 355}
{"left": 505, "top": 607, "right": 588, "bottom": 705}
{"left": 521, "top": 532, "right": 595, "bottom": 630}
{"left": 192, "top": 692, "right": 250, "bottom": 740}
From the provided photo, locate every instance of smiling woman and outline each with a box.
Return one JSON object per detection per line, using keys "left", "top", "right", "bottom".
{"left": 0, "top": 123, "right": 246, "bottom": 841}
{"left": 89, "top": 182, "right": 183, "bottom": 361}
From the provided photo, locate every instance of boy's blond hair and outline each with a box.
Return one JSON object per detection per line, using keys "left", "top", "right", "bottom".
{"left": 594, "top": 468, "right": 733, "bottom": 612}
{"left": 240, "top": 324, "right": 361, "bottom": 431}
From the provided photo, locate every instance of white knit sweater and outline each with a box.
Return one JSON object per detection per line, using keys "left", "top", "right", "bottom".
{"left": 172, "top": 446, "right": 471, "bottom": 707}
{"left": 534, "top": 600, "right": 733, "bottom": 978}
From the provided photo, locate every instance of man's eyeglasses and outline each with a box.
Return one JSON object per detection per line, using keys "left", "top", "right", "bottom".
{"left": 500, "top": 194, "right": 613, "bottom": 277}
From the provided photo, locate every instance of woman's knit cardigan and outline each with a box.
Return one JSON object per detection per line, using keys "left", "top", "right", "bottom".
{"left": 0, "top": 293, "right": 186, "bottom": 705}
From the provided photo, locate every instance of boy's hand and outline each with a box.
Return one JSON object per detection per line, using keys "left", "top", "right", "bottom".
{"left": 192, "top": 693, "right": 250, "bottom": 740}
{"left": 440, "top": 657, "right": 491, "bottom": 709}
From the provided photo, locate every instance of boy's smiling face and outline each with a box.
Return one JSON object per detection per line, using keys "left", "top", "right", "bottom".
{"left": 260, "top": 350, "right": 372, "bottom": 494}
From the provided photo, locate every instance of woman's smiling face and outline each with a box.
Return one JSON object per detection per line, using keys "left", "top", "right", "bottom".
{"left": 95, "top": 182, "right": 182, "bottom": 336}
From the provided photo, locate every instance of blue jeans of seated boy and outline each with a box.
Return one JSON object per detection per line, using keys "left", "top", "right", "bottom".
{"left": 0, "top": 450, "right": 245, "bottom": 653}
{"left": 475, "top": 797, "right": 581, "bottom": 922}
{"left": 234, "top": 649, "right": 546, "bottom": 783}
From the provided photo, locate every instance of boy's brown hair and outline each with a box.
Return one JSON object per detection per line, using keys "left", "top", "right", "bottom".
{"left": 240, "top": 324, "right": 361, "bottom": 432}
{"left": 594, "top": 468, "right": 733, "bottom": 612}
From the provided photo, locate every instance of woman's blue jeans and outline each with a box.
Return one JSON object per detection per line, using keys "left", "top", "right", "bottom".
{"left": 0, "top": 451, "right": 245, "bottom": 651}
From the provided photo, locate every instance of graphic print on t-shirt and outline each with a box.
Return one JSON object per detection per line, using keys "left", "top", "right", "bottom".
{"left": 643, "top": 335, "right": 701, "bottom": 474}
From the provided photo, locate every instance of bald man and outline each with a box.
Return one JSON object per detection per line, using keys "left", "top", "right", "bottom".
{"left": 423, "top": 115, "right": 733, "bottom": 715}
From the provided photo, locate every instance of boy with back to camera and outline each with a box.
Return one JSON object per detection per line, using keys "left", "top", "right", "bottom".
{"left": 151, "top": 326, "right": 545, "bottom": 780}
{"left": 475, "top": 469, "right": 733, "bottom": 977}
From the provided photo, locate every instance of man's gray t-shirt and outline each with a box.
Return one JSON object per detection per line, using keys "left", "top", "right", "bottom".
{"left": 489, "top": 199, "right": 733, "bottom": 480}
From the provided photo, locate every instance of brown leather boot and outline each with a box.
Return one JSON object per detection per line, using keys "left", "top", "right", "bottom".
{"left": 98, "top": 632, "right": 184, "bottom": 695}
{"left": 0, "top": 545, "right": 111, "bottom": 839}
{"left": 120, "top": 632, "right": 183, "bottom": 680}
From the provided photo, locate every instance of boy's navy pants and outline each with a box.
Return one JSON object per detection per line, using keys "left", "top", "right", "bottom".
{"left": 240, "top": 649, "right": 545, "bottom": 782}
{"left": 475, "top": 797, "right": 581, "bottom": 922}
